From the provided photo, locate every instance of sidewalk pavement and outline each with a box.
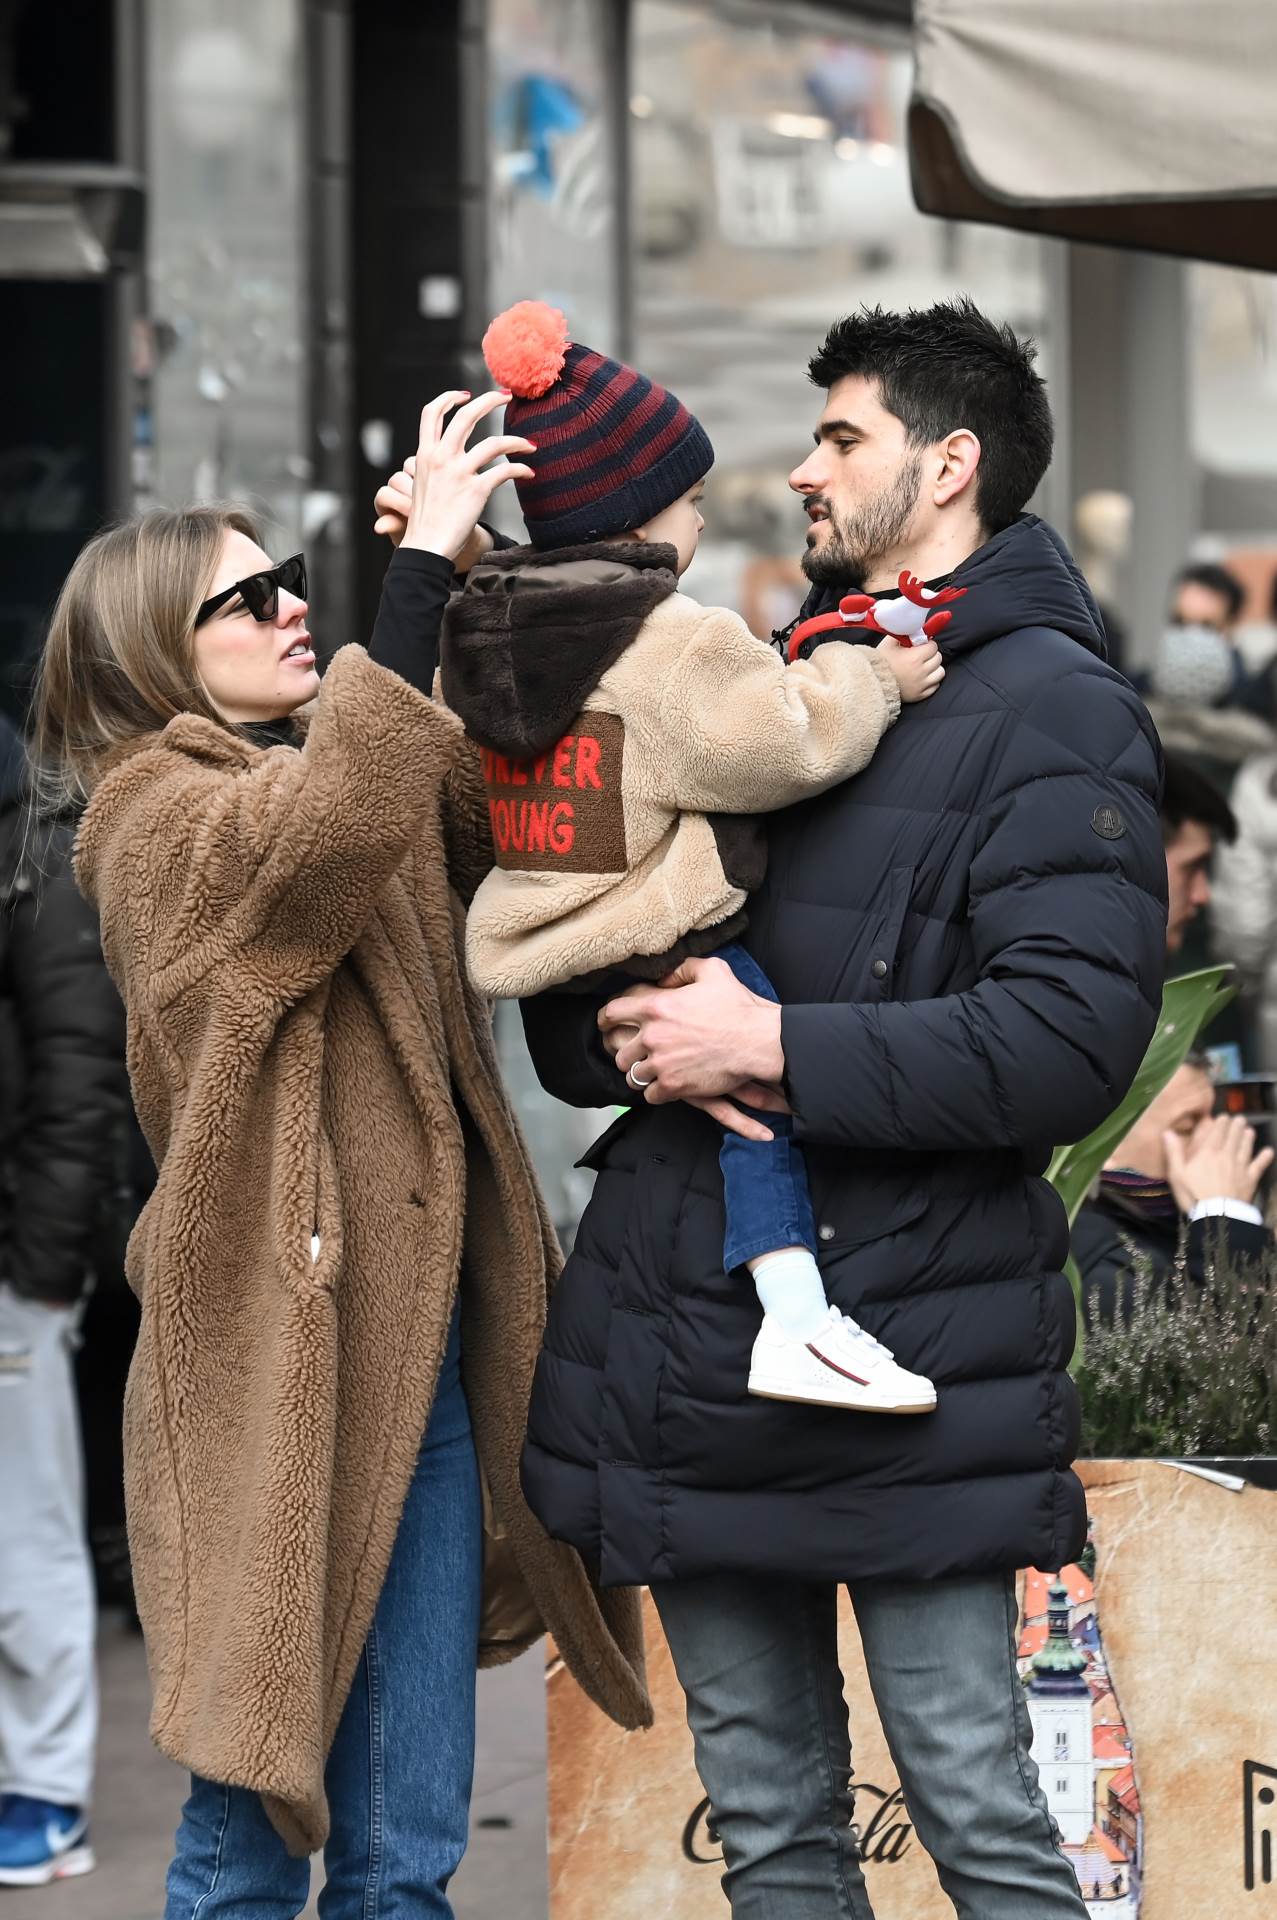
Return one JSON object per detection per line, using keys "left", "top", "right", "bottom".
{"left": 3, "top": 1614, "right": 548, "bottom": 1920}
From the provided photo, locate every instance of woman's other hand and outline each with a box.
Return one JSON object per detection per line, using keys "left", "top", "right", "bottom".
{"left": 374, "top": 455, "right": 495, "bottom": 575}
{"left": 1164, "top": 1113, "right": 1275, "bottom": 1212}
{"left": 382, "top": 391, "right": 535, "bottom": 566}
{"left": 372, "top": 454, "right": 413, "bottom": 546}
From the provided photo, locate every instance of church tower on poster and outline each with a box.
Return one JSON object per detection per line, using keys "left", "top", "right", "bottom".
{"left": 1026, "top": 1578, "right": 1093, "bottom": 1845}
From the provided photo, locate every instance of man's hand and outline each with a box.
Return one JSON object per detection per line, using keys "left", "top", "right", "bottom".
{"left": 599, "top": 957, "right": 786, "bottom": 1140}
{"left": 1164, "top": 1113, "right": 1275, "bottom": 1213}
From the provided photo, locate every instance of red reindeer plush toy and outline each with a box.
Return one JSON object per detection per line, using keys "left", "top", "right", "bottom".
{"left": 787, "top": 571, "right": 966, "bottom": 663}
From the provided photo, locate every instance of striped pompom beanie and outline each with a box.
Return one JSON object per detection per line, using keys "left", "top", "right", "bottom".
{"left": 482, "top": 301, "right": 714, "bottom": 550}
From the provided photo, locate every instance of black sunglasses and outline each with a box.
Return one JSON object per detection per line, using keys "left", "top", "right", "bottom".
{"left": 195, "top": 553, "right": 307, "bottom": 629}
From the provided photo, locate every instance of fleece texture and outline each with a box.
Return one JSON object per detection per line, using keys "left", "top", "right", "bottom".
{"left": 441, "top": 542, "right": 902, "bottom": 996}
{"left": 74, "top": 645, "right": 648, "bottom": 1854}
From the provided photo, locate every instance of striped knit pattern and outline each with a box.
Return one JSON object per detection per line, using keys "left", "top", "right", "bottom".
{"left": 499, "top": 342, "right": 714, "bottom": 550}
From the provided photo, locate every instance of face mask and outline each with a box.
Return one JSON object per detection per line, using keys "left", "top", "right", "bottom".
{"left": 1150, "top": 623, "right": 1234, "bottom": 708}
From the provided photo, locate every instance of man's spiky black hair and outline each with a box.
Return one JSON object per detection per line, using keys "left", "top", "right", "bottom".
{"left": 808, "top": 298, "right": 1054, "bottom": 534}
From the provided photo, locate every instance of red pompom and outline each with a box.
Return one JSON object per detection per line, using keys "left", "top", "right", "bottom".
{"left": 482, "top": 301, "right": 570, "bottom": 399}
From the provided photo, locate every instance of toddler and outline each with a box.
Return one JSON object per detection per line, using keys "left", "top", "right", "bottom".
{"left": 441, "top": 302, "right": 941, "bottom": 1415}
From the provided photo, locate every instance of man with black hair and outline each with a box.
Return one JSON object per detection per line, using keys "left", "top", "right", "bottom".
{"left": 520, "top": 299, "right": 1166, "bottom": 1917}
{"left": 1161, "top": 752, "right": 1237, "bottom": 956}
{"left": 798, "top": 297, "right": 1055, "bottom": 578}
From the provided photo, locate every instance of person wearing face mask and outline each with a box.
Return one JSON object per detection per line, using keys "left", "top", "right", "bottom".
{"left": 28, "top": 392, "right": 648, "bottom": 1919}
{"left": 1144, "top": 564, "right": 1277, "bottom": 790}
{"left": 1072, "top": 1057, "right": 1274, "bottom": 1327}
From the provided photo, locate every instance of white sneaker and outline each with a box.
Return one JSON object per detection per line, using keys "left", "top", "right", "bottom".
{"left": 748, "top": 1306, "right": 937, "bottom": 1414}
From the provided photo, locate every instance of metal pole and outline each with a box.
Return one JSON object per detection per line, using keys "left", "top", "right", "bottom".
{"left": 107, "top": 0, "right": 145, "bottom": 518}
{"left": 603, "top": 0, "right": 633, "bottom": 362}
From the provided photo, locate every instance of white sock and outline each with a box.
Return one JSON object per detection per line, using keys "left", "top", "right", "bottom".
{"left": 749, "top": 1248, "right": 830, "bottom": 1340}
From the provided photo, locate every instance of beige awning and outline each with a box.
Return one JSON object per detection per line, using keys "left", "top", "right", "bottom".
{"left": 909, "top": 0, "right": 1277, "bottom": 269}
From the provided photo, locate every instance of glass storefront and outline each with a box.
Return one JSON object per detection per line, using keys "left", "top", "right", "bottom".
{"left": 142, "top": 0, "right": 308, "bottom": 549}
{"left": 629, "top": 1, "right": 1050, "bottom": 634}
{"left": 487, "top": 0, "right": 620, "bottom": 352}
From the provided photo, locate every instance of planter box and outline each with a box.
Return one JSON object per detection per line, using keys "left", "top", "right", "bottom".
{"left": 546, "top": 1462, "right": 1276, "bottom": 1918}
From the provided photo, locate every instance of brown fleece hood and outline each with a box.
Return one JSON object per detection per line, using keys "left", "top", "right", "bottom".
{"left": 441, "top": 540, "right": 679, "bottom": 760}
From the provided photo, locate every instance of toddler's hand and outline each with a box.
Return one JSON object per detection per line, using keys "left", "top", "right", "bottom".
{"left": 877, "top": 636, "right": 945, "bottom": 704}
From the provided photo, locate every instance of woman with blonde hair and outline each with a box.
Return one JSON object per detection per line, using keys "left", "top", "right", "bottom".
{"left": 33, "top": 391, "right": 647, "bottom": 1918}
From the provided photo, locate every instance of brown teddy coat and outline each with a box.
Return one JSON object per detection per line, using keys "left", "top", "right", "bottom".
{"left": 441, "top": 542, "right": 902, "bottom": 997}
{"left": 74, "top": 645, "right": 649, "bottom": 1855}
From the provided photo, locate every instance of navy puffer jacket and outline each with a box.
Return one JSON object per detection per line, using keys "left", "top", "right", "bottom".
{"left": 520, "top": 516, "right": 1167, "bottom": 1587}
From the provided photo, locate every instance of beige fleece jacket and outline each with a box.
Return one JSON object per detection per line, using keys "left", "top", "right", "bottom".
{"left": 443, "top": 548, "right": 901, "bottom": 997}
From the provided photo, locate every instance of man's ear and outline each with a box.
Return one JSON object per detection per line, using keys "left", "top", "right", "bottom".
{"left": 933, "top": 429, "right": 981, "bottom": 510}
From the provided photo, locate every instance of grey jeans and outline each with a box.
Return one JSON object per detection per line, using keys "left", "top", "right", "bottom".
{"left": 652, "top": 1571, "right": 1088, "bottom": 1919}
{"left": 0, "top": 1285, "right": 97, "bottom": 1807}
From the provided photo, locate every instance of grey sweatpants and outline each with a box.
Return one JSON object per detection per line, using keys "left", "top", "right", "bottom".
{"left": 0, "top": 1285, "right": 97, "bottom": 1807}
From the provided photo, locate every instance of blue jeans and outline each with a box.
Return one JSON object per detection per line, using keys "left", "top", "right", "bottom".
{"left": 164, "top": 1310, "right": 483, "bottom": 1920}
{"left": 653, "top": 1572, "right": 1088, "bottom": 1919}
{"left": 717, "top": 945, "right": 817, "bottom": 1273}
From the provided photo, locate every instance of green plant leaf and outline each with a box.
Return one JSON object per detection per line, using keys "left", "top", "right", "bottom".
{"left": 1048, "top": 965, "right": 1236, "bottom": 1231}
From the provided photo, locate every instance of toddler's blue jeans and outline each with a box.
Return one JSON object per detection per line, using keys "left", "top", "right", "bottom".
{"left": 716, "top": 944, "right": 818, "bottom": 1274}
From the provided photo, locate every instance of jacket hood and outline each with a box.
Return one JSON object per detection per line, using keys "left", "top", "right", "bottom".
{"left": 789, "top": 515, "right": 1109, "bottom": 664}
{"left": 441, "top": 540, "right": 679, "bottom": 759}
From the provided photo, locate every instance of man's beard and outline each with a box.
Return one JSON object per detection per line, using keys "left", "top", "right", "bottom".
{"left": 801, "top": 453, "right": 924, "bottom": 590}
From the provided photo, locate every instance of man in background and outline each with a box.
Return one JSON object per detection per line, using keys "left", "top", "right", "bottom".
{"left": 1162, "top": 751, "right": 1237, "bottom": 959}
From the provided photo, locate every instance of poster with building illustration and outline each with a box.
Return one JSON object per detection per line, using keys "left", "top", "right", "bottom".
{"left": 1018, "top": 1545, "right": 1140, "bottom": 1915}
{"left": 546, "top": 1462, "right": 1277, "bottom": 1919}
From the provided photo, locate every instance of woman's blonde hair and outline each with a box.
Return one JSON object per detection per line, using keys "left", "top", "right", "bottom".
{"left": 31, "top": 504, "right": 262, "bottom": 809}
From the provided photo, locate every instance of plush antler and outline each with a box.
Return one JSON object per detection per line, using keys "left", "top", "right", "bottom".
{"left": 898, "top": 570, "right": 965, "bottom": 608}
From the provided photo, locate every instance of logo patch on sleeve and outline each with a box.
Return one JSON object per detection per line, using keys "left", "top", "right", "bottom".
{"left": 1092, "top": 804, "right": 1126, "bottom": 841}
{"left": 479, "top": 712, "right": 628, "bottom": 874}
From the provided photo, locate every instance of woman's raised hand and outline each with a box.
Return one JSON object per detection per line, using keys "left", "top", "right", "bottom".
{"left": 384, "top": 391, "right": 534, "bottom": 564}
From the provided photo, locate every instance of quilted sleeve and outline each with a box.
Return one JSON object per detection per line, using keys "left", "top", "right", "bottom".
{"left": 519, "top": 987, "right": 633, "bottom": 1111}
{"left": 781, "top": 674, "right": 1168, "bottom": 1154}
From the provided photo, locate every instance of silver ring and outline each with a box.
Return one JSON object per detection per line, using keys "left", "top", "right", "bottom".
{"left": 627, "top": 1062, "right": 655, "bottom": 1090}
